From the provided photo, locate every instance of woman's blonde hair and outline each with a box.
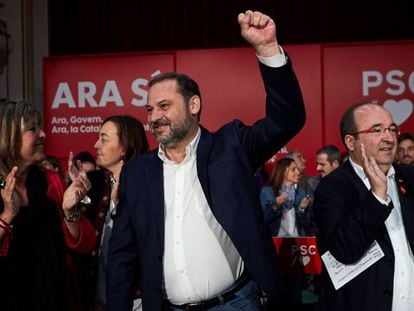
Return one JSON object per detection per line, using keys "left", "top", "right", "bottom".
{"left": 0, "top": 100, "right": 41, "bottom": 178}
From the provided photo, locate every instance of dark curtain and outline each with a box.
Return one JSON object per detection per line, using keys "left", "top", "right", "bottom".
{"left": 48, "top": 0, "right": 414, "bottom": 56}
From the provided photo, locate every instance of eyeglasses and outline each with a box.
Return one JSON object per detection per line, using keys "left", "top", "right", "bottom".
{"left": 348, "top": 126, "right": 400, "bottom": 137}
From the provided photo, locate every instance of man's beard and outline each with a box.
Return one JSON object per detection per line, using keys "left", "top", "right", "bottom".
{"left": 151, "top": 114, "right": 193, "bottom": 148}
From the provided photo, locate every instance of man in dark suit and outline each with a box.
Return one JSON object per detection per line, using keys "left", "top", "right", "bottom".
{"left": 314, "top": 101, "right": 414, "bottom": 311}
{"left": 107, "top": 10, "right": 306, "bottom": 311}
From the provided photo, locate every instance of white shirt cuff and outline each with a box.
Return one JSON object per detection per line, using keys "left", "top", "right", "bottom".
{"left": 372, "top": 191, "right": 391, "bottom": 206}
{"left": 257, "top": 46, "right": 287, "bottom": 68}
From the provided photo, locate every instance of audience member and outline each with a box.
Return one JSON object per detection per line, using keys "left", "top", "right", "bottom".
{"left": 313, "top": 101, "right": 414, "bottom": 311}
{"left": 67, "top": 115, "right": 149, "bottom": 311}
{"left": 396, "top": 132, "right": 414, "bottom": 165}
{"left": 260, "top": 157, "right": 312, "bottom": 237}
{"left": 43, "top": 155, "right": 66, "bottom": 180}
{"left": 0, "top": 100, "right": 95, "bottom": 311}
{"left": 260, "top": 158, "right": 312, "bottom": 308}
{"left": 286, "top": 150, "right": 310, "bottom": 190}
{"left": 308, "top": 144, "right": 341, "bottom": 193}
{"left": 107, "top": 10, "right": 306, "bottom": 311}
{"left": 74, "top": 151, "right": 98, "bottom": 172}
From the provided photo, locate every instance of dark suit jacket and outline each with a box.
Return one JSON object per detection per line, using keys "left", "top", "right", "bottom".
{"left": 106, "top": 60, "right": 306, "bottom": 311}
{"left": 314, "top": 161, "right": 414, "bottom": 311}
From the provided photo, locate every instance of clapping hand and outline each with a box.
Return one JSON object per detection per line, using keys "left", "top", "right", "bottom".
{"left": 299, "top": 195, "right": 312, "bottom": 210}
{"left": 275, "top": 192, "right": 288, "bottom": 209}
{"left": 0, "top": 167, "right": 22, "bottom": 221}
{"left": 67, "top": 151, "right": 84, "bottom": 183}
{"left": 63, "top": 152, "right": 92, "bottom": 212}
{"left": 361, "top": 143, "right": 388, "bottom": 201}
{"left": 62, "top": 172, "right": 91, "bottom": 212}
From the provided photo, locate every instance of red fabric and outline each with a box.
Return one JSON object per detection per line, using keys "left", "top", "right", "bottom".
{"left": 46, "top": 169, "right": 96, "bottom": 253}
{"left": 0, "top": 232, "right": 11, "bottom": 256}
{"left": 0, "top": 218, "right": 12, "bottom": 256}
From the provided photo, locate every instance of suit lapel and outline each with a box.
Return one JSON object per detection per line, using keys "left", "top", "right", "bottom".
{"left": 342, "top": 161, "right": 370, "bottom": 201}
{"left": 145, "top": 151, "right": 165, "bottom": 249}
{"left": 343, "top": 161, "right": 393, "bottom": 246}
{"left": 196, "top": 127, "right": 214, "bottom": 207}
{"left": 394, "top": 166, "right": 414, "bottom": 248}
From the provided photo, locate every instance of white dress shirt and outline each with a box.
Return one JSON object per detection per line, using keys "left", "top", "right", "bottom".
{"left": 350, "top": 158, "right": 414, "bottom": 311}
{"left": 160, "top": 129, "right": 243, "bottom": 304}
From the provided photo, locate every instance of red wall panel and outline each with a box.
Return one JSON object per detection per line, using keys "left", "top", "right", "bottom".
{"left": 323, "top": 42, "right": 414, "bottom": 152}
{"left": 43, "top": 41, "right": 413, "bottom": 176}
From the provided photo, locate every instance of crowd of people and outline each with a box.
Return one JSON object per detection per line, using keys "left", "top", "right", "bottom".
{"left": 1, "top": 8, "right": 413, "bottom": 311}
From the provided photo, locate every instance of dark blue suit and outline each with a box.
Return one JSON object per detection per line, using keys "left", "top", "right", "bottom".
{"left": 107, "top": 60, "right": 306, "bottom": 311}
{"left": 314, "top": 162, "right": 414, "bottom": 311}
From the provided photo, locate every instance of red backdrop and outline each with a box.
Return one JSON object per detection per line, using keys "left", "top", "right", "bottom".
{"left": 323, "top": 41, "right": 414, "bottom": 150}
{"left": 43, "top": 41, "right": 414, "bottom": 175}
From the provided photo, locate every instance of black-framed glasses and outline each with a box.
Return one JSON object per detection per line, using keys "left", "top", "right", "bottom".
{"left": 348, "top": 126, "right": 400, "bottom": 137}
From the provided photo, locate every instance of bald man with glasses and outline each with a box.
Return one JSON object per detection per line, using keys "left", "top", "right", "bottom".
{"left": 313, "top": 102, "right": 414, "bottom": 311}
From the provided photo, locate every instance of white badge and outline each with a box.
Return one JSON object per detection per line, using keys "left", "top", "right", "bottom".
{"left": 321, "top": 240, "right": 384, "bottom": 290}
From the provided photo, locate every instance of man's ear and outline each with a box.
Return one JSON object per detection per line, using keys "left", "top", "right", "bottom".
{"left": 189, "top": 96, "right": 201, "bottom": 116}
{"left": 344, "top": 134, "right": 355, "bottom": 152}
{"left": 332, "top": 160, "right": 340, "bottom": 168}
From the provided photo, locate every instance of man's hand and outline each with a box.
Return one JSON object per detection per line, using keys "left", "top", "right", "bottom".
{"left": 361, "top": 143, "right": 388, "bottom": 201}
{"left": 238, "top": 10, "right": 279, "bottom": 57}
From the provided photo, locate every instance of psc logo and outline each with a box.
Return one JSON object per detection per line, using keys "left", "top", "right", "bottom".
{"left": 291, "top": 245, "right": 317, "bottom": 267}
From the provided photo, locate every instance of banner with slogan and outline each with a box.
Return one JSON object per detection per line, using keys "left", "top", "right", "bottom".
{"left": 44, "top": 45, "right": 323, "bottom": 172}
{"left": 43, "top": 41, "right": 414, "bottom": 174}
{"left": 44, "top": 46, "right": 323, "bottom": 171}
{"left": 323, "top": 42, "right": 414, "bottom": 148}
{"left": 273, "top": 236, "right": 322, "bottom": 274}
{"left": 43, "top": 52, "right": 175, "bottom": 163}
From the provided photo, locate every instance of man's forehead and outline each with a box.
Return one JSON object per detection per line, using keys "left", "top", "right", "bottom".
{"left": 148, "top": 80, "right": 179, "bottom": 102}
{"left": 399, "top": 138, "right": 414, "bottom": 145}
{"left": 316, "top": 153, "right": 328, "bottom": 161}
{"left": 150, "top": 79, "right": 177, "bottom": 91}
{"left": 354, "top": 104, "right": 393, "bottom": 126}
{"left": 355, "top": 104, "right": 383, "bottom": 115}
